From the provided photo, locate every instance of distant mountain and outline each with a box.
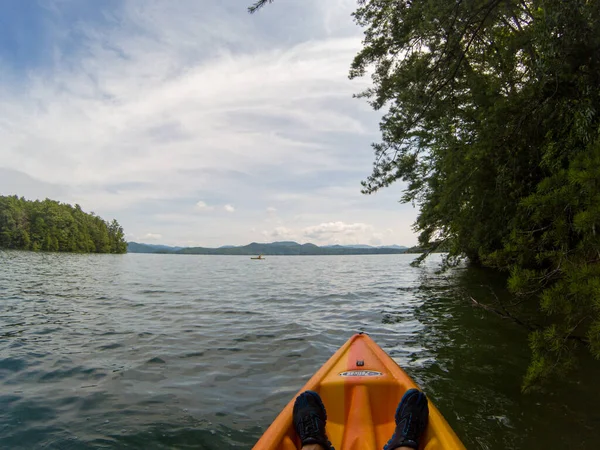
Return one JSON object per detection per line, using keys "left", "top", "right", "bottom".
{"left": 128, "top": 241, "right": 408, "bottom": 256}
{"left": 127, "top": 242, "right": 183, "bottom": 253}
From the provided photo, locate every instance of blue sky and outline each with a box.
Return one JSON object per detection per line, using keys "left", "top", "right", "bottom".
{"left": 0, "top": 0, "right": 419, "bottom": 247}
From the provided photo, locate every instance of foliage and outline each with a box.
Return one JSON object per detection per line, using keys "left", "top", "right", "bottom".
{"left": 0, "top": 196, "right": 127, "bottom": 254}
{"left": 249, "top": 0, "right": 600, "bottom": 388}
{"left": 247, "top": 0, "right": 275, "bottom": 14}
{"left": 347, "top": 0, "right": 600, "bottom": 389}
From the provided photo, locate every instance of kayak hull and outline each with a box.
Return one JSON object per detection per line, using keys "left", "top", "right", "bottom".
{"left": 253, "top": 333, "right": 465, "bottom": 450}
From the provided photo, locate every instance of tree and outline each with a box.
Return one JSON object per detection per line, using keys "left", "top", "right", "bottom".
{"left": 108, "top": 219, "right": 127, "bottom": 253}
{"left": 250, "top": 0, "right": 600, "bottom": 388}
{"left": 348, "top": 0, "right": 600, "bottom": 389}
{"left": 0, "top": 196, "right": 128, "bottom": 254}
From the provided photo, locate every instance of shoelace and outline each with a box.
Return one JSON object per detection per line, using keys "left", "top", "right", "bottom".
{"left": 401, "top": 412, "right": 414, "bottom": 437}
{"left": 299, "top": 413, "right": 320, "bottom": 437}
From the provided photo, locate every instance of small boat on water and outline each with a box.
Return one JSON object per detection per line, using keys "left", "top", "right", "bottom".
{"left": 253, "top": 333, "right": 465, "bottom": 450}
{"left": 251, "top": 254, "right": 265, "bottom": 260}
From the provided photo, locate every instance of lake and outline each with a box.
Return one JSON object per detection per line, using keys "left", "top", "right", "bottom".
{"left": 1, "top": 251, "right": 599, "bottom": 448}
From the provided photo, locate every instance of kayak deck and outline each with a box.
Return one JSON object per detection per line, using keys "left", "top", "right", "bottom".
{"left": 253, "top": 333, "right": 465, "bottom": 450}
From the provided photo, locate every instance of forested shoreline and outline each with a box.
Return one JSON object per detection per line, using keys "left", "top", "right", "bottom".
{"left": 0, "top": 196, "right": 127, "bottom": 254}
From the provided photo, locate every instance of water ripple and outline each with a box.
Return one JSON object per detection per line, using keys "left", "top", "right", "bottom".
{"left": 1, "top": 252, "right": 600, "bottom": 449}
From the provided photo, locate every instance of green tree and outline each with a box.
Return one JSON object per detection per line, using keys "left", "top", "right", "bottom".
{"left": 108, "top": 219, "right": 127, "bottom": 253}
{"left": 0, "top": 196, "right": 128, "bottom": 254}
{"left": 250, "top": 0, "right": 600, "bottom": 388}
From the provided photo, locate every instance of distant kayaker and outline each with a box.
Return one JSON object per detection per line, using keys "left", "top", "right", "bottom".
{"left": 292, "top": 389, "right": 428, "bottom": 450}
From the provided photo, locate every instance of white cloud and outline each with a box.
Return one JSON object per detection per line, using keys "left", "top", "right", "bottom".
{"left": 1, "top": 3, "right": 365, "bottom": 188}
{"left": 303, "top": 221, "right": 373, "bottom": 241}
{"left": 196, "top": 201, "right": 214, "bottom": 211}
{"left": 224, "top": 204, "right": 235, "bottom": 213}
{"left": 268, "top": 226, "right": 297, "bottom": 240}
{"left": 257, "top": 221, "right": 405, "bottom": 246}
{"left": 0, "top": 0, "right": 420, "bottom": 247}
{"left": 369, "top": 233, "right": 384, "bottom": 246}
{"left": 143, "top": 233, "right": 162, "bottom": 240}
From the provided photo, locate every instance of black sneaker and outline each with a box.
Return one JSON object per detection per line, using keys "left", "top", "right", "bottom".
{"left": 383, "top": 388, "right": 429, "bottom": 450}
{"left": 293, "top": 390, "right": 334, "bottom": 450}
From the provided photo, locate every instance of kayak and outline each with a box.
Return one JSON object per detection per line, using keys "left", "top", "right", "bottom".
{"left": 253, "top": 333, "right": 465, "bottom": 450}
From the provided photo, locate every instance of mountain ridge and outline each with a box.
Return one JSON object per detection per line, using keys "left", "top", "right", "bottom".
{"left": 127, "top": 241, "right": 408, "bottom": 255}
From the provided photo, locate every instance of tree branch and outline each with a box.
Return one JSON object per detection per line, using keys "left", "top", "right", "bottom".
{"left": 248, "top": 0, "right": 274, "bottom": 14}
{"left": 469, "top": 295, "right": 536, "bottom": 330}
{"left": 410, "top": 238, "right": 447, "bottom": 267}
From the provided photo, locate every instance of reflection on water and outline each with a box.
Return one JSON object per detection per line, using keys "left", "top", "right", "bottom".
{"left": 412, "top": 265, "right": 600, "bottom": 449}
{"left": 1, "top": 251, "right": 599, "bottom": 449}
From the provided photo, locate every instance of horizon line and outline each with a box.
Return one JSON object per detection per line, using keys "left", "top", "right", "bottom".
{"left": 128, "top": 240, "right": 410, "bottom": 249}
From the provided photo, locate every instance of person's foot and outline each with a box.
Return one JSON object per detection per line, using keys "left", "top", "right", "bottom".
{"left": 383, "top": 388, "right": 429, "bottom": 450}
{"left": 293, "top": 390, "right": 334, "bottom": 450}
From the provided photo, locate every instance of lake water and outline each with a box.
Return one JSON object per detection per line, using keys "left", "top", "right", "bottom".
{"left": 1, "top": 251, "right": 599, "bottom": 449}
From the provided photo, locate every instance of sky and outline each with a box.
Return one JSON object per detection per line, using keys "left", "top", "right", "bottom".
{"left": 0, "top": 0, "right": 419, "bottom": 247}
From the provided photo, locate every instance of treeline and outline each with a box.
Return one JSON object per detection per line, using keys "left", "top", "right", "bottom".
{"left": 0, "top": 196, "right": 127, "bottom": 253}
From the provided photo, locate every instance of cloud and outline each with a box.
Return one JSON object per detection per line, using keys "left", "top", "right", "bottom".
{"left": 0, "top": 0, "right": 420, "bottom": 247}
{"left": 196, "top": 201, "right": 238, "bottom": 214}
{"left": 0, "top": 168, "right": 67, "bottom": 200}
{"left": 369, "top": 233, "right": 383, "bottom": 246}
{"left": 1, "top": 3, "right": 365, "bottom": 186}
{"left": 265, "top": 226, "right": 297, "bottom": 240}
{"left": 257, "top": 221, "right": 404, "bottom": 246}
{"left": 303, "top": 221, "right": 373, "bottom": 241}
{"left": 196, "top": 201, "right": 214, "bottom": 211}
{"left": 143, "top": 233, "right": 162, "bottom": 240}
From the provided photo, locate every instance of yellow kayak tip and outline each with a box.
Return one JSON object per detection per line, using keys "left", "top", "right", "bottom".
{"left": 253, "top": 333, "right": 465, "bottom": 450}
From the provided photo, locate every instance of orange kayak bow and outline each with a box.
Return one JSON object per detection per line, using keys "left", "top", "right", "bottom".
{"left": 253, "top": 333, "right": 465, "bottom": 450}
